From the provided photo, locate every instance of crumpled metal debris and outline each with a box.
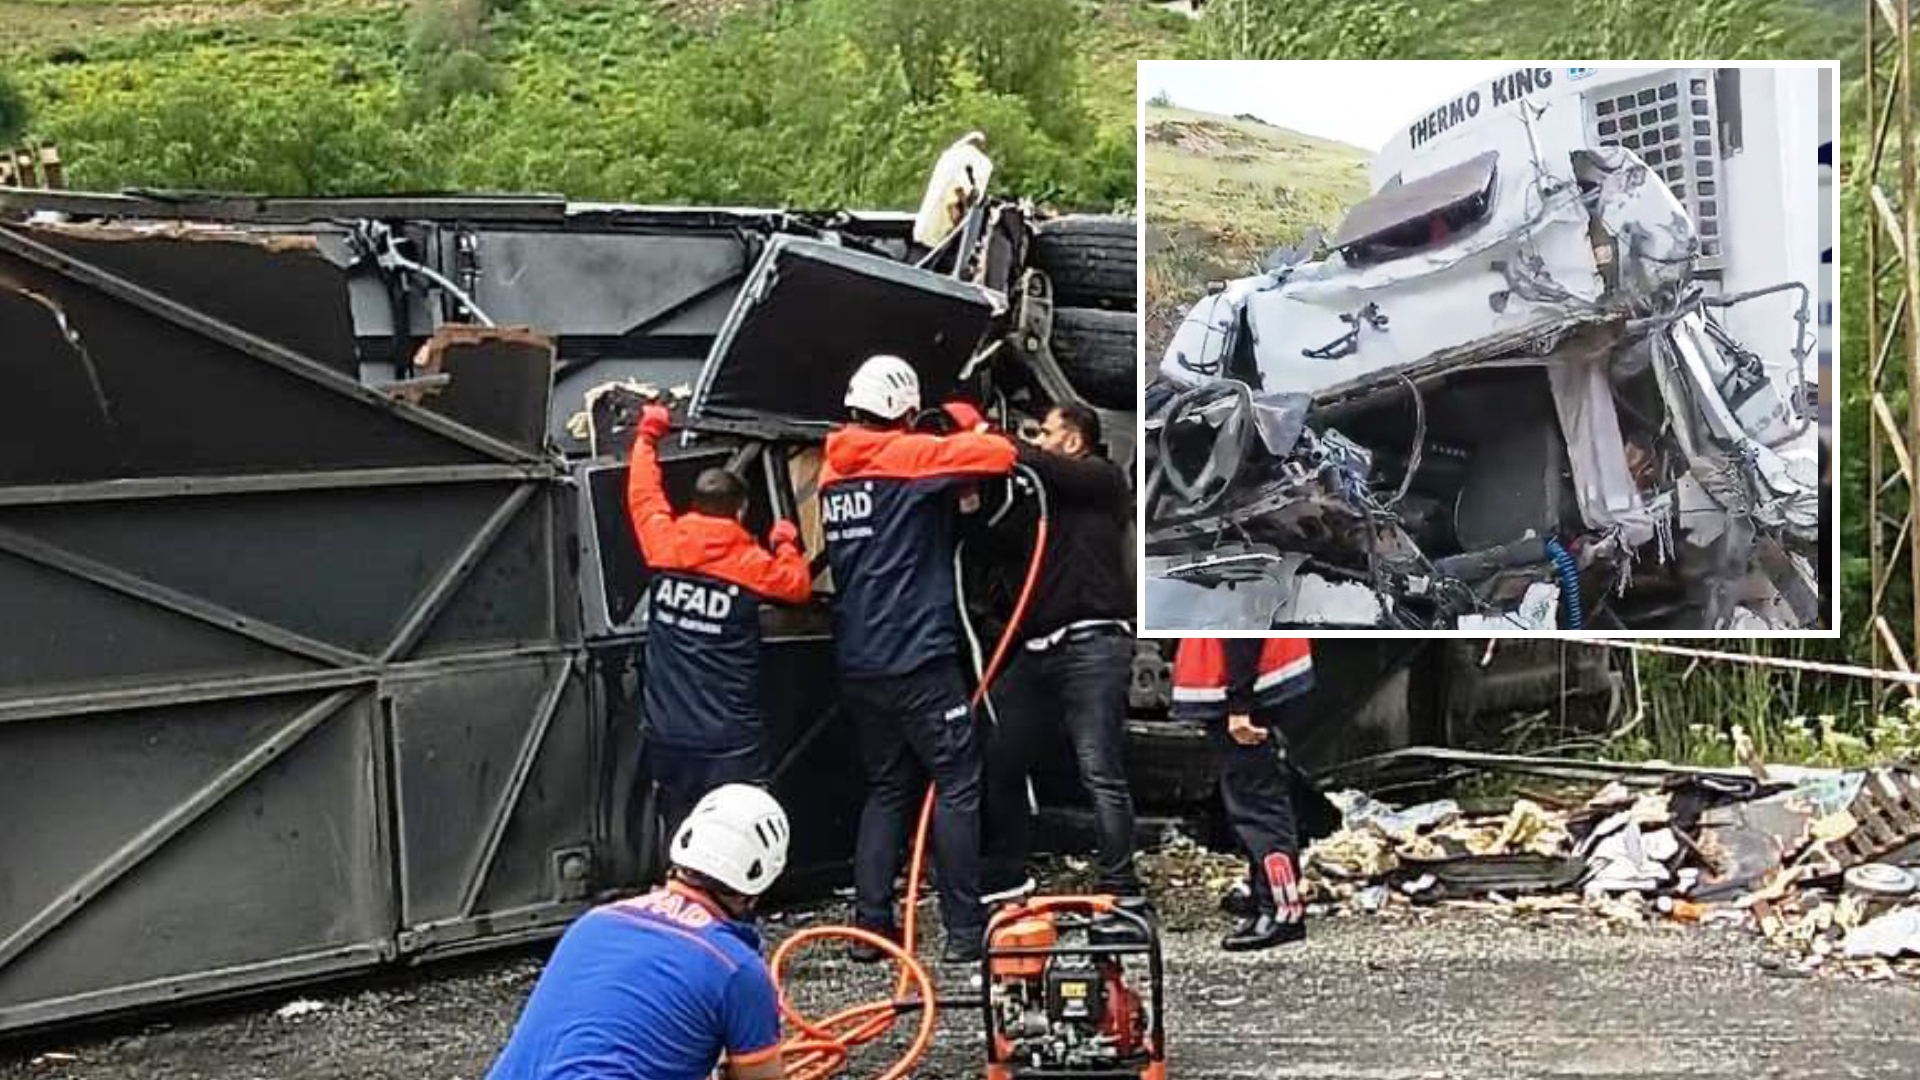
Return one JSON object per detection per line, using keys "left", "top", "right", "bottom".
{"left": 1297, "top": 762, "right": 1920, "bottom": 979}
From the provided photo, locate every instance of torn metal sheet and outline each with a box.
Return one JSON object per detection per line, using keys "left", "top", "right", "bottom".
{"left": 412, "top": 326, "right": 558, "bottom": 453}
{"left": 28, "top": 221, "right": 361, "bottom": 377}
{"left": 686, "top": 235, "right": 998, "bottom": 436}
{"left": 1141, "top": 558, "right": 1292, "bottom": 631}
{"left": 1546, "top": 349, "right": 1657, "bottom": 547}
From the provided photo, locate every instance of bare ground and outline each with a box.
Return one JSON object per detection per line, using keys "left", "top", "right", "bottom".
{"left": 6, "top": 898, "right": 1918, "bottom": 1080}
{"left": 0, "top": 1, "right": 311, "bottom": 52}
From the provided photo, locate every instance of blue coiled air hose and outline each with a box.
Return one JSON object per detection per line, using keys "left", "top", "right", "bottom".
{"left": 1545, "top": 537, "right": 1583, "bottom": 629}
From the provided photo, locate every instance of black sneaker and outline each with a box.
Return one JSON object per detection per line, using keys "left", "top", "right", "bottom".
{"left": 847, "top": 924, "right": 900, "bottom": 964}
{"left": 941, "top": 934, "right": 985, "bottom": 965}
{"left": 1220, "top": 913, "right": 1306, "bottom": 952}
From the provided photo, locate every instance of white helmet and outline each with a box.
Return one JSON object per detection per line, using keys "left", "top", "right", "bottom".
{"left": 845, "top": 354, "right": 921, "bottom": 421}
{"left": 670, "top": 784, "right": 790, "bottom": 897}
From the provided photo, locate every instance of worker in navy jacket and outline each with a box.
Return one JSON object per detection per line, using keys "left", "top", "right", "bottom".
{"left": 628, "top": 403, "right": 811, "bottom": 840}
{"left": 822, "top": 353, "right": 1017, "bottom": 965}
{"left": 1172, "top": 637, "right": 1316, "bottom": 951}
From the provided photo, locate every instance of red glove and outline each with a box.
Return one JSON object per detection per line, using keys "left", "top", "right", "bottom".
{"left": 769, "top": 519, "right": 800, "bottom": 548}
{"left": 942, "top": 400, "right": 987, "bottom": 432}
{"left": 638, "top": 404, "right": 672, "bottom": 441}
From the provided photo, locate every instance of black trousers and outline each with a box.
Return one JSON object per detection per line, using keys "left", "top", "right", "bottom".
{"left": 644, "top": 741, "right": 768, "bottom": 846}
{"left": 983, "top": 629, "right": 1141, "bottom": 895}
{"left": 843, "top": 656, "right": 984, "bottom": 941}
{"left": 1210, "top": 706, "right": 1304, "bottom": 923}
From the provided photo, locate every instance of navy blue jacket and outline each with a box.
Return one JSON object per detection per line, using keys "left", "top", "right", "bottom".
{"left": 821, "top": 423, "right": 1017, "bottom": 678}
{"left": 629, "top": 433, "right": 810, "bottom": 752}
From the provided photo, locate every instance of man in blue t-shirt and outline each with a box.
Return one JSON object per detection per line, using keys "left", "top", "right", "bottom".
{"left": 484, "top": 785, "right": 793, "bottom": 1080}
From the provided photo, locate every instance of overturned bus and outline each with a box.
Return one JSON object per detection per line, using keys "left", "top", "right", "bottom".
{"left": 0, "top": 177, "right": 1609, "bottom": 1036}
{"left": 1145, "top": 66, "right": 1831, "bottom": 633}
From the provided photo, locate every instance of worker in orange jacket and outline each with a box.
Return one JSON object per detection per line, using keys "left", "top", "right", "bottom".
{"left": 1171, "top": 637, "right": 1315, "bottom": 951}
{"left": 628, "top": 403, "right": 812, "bottom": 840}
{"left": 822, "top": 354, "right": 1018, "bottom": 966}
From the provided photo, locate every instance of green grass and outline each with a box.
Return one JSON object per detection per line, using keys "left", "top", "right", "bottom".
{"left": 1142, "top": 103, "right": 1371, "bottom": 357}
{"left": 1615, "top": 644, "right": 1920, "bottom": 769}
{"left": 1188, "top": 0, "right": 1856, "bottom": 62}
{"left": 5, "top": 0, "right": 1145, "bottom": 208}
{"left": 1078, "top": 0, "right": 1190, "bottom": 134}
{"left": 7, "top": 0, "right": 266, "bottom": 6}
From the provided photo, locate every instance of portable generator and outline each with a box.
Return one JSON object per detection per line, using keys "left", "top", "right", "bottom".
{"left": 982, "top": 897, "right": 1166, "bottom": 1080}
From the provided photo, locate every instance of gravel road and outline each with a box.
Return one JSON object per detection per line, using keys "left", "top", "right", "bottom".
{"left": 6, "top": 898, "right": 1918, "bottom": 1080}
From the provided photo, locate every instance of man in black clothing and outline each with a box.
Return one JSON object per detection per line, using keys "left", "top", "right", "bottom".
{"left": 1170, "top": 637, "right": 1316, "bottom": 952}
{"left": 982, "top": 403, "right": 1141, "bottom": 903}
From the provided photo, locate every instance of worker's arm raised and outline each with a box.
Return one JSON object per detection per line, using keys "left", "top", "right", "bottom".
{"left": 883, "top": 428, "right": 1018, "bottom": 479}
{"left": 625, "top": 405, "right": 681, "bottom": 564}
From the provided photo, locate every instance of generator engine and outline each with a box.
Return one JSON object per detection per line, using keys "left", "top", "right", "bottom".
{"left": 984, "top": 898, "right": 1165, "bottom": 1080}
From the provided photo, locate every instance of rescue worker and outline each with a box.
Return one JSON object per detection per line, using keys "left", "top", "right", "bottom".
{"left": 485, "top": 784, "right": 791, "bottom": 1080}
{"left": 982, "top": 403, "right": 1141, "bottom": 906}
{"left": 822, "top": 354, "right": 1017, "bottom": 965}
{"left": 1171, "top": 637, "right": 1315, "bottom": 951}
{"left": 628, "top": 403, "right": 811, "bottom": 840}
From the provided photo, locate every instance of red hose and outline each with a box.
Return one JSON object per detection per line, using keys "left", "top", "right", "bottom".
{"left": 771, "top": 512, "right": 1050, "bottom": 1080}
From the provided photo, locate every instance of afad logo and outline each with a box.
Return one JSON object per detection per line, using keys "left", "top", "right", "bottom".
{"left": 1568, "top": 68, "right": 1598, "bottom": 82}
{"left": 621, "top": 887, "right": 716, "bottom": 930}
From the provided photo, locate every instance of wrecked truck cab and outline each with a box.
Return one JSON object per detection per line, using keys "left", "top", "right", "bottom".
{"left": 1146, "top": 66, "right": 1825, "bottom": 632}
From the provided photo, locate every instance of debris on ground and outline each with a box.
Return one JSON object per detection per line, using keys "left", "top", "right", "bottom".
{"left": 272, "top": 999, "right": 327, "bottom": 1022}
{"left": 1288, "top": 759, "right": 1920, "bottom": 979}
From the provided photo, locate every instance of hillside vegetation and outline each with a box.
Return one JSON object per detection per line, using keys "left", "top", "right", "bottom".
{"left": 1142, "top": 103, "right": 1370, "bottom": 358}
{"left": 1187, "top": 0, "right": 1855, "bottom": 60}
{"left": 0, "top": 0, "right": 1183, "bottom": 210}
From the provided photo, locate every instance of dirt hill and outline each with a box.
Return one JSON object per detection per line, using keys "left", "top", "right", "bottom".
{"left": 1142, "top": 102, "right": 1372, "bottom": 362}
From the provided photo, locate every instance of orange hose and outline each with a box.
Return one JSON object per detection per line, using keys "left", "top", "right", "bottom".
{"left": 771, "top": 511, "right": 1050, "bottom": 1080}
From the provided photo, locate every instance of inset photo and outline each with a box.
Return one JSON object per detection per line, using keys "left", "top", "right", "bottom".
{"left": 1141, "top": 61, "right": 1836, "bottom": 635}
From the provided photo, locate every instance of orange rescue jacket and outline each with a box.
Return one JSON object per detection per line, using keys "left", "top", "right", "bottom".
{"left": 1170, "top": 637, "right": 1314, "bottom": 721}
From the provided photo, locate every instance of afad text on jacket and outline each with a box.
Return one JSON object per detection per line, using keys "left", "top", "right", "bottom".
{"left": 628, "top": 433, "right": 810, "bottom": 752}
{"left": 820, "top": 423, "right": 1017, "bottom": 678}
